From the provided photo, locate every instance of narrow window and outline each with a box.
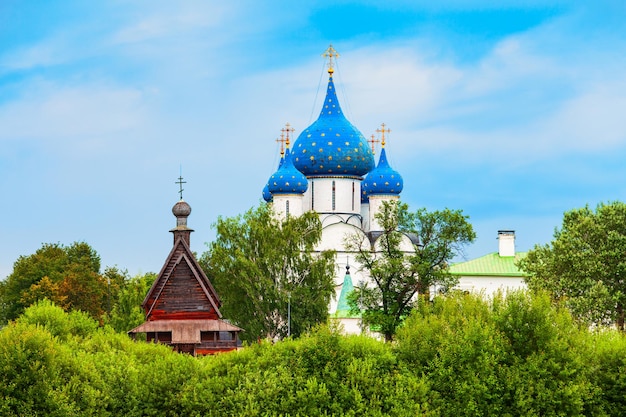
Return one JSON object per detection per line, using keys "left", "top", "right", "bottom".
{"left": 352, "top": 182, "right": 355, "bottom": 211}
{"left": 332, "top": 181, "right": 336, "bottom": 211}
{"left": 311, "top": 182, "right": 315, "bottom": 210}
{"left": 286, "top": 200, "right": 290, "bottom": 217}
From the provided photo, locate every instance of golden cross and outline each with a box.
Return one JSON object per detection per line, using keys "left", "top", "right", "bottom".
{"left": 376, "top": 123, "right": 391, "bottom": 148}
{"left": 322, "top": 44, "right": 340, "bottom": 74}
{"left": 282, "top": 123, "right": 295, "bottom": 148}
{"left": 275, "top": 131, "right": 286, "bottom": 157}
{"left": 367, "top": 134, "right": 380, "bottom": 154}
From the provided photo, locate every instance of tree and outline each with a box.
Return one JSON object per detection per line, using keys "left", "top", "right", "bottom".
{"left": 345, "top": 200, "right": 476, "bottom": 341}
{"left": 106, "top": 272, "right": 157, "bottom": 332}
{"left": 394, "top": 291, "right": 599, "bottom": 416}
{"left": 518, "top": 201, "right": 626, "bottom": 330}
{"left": 0, "top": 242, "right": 125, "bottom": 323}
{"left": 200, "top": 204, "right": 336, "bottom": 342}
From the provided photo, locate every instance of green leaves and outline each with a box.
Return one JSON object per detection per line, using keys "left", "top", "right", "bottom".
{"left": 2, "top": 294, "right": 626, "bottom": 415}
{"left": 201, "top": 204, "right": 336, "bottom": 341}
{"left": 519, "top": 201, "right": 626, "bottom": 329}
{"left": 0, "top": 242, "right": 123, "bottom": 323}
{"left": 395, "top": 291, "right": 598, "bottom": 416}
{"left": 346, "top": 200, "right": 475, "bottom": 341}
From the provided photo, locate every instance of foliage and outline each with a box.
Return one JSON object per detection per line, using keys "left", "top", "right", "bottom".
{"left": 18, "top": 299, "right": 98, "bottom": 341}
{"left": 518, "top": 201, "right": 626, "bottom": 330}
{"left": 106, "top": 272, "right": 157, "bottom": 332}
{"left": 3, "top": 295, "right": 626, "bottom": 415}
{"left": 395, "top": 291, "right": 601, "bottom": 416}
{"left": 590, "top": 330, "right": 626, "bottom": 417}
{"left": 345, "top": 200, "right": 475, "bottom": 341}
{"left": 0, "top": 242, "right": 128, "bottom": 323}
{"left": 200, "top": 204, "right": 336, "bottom": 341}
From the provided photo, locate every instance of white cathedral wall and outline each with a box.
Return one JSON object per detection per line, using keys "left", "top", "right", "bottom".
{"left": 317, "top": 222, "right": 371, "bottom": 314}
{"left": 368, "top": 195, "right": 400, "bottom": 232}
{"left": 371, "top": 230, "right": 416, "bottom": 253}
{"left": 332, "top": 318, "right": 363, "bottom": 335}
{"left": 455, "top": 275, "right": 527, "bottom": 296}
{"left": 304, "top": 178, "right": 361, "bottom": 214}
{"left": 272, "top": 195, "right": 303, "bottom": 220}
{"left": 360, "top": 202, "right": 370, "bottom": 232}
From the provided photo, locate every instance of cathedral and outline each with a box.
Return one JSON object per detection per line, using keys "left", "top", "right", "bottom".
{"left": 260, "top": 46, "right": 527, "bottom": 333}
{"left": 261, "top": 46, "right": 412, "bottom": 332}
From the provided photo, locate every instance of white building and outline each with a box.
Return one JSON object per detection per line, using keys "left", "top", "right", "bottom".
{"left": 449, "top": 230, "right": 528, "bottom": 296}
{"left": 261, "top": 46, "right": 412, "bottom": 331}
{"left": 262, "top": 48, "right": 527, "bottom": 332}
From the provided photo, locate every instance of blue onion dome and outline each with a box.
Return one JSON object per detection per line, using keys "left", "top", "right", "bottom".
{"left": 292, "top": 72, "right": 375, "bottom": 177}
{"left": 361, "top": 186, "right": 370, "bottom": 204}
{"left": 268, "top": 148, "right": 308, "bottom": 195}
{"left": 362, "top": 147, "right": 403, "bottom": 196}
{"left": 262, "top": 182, "right": 272, "bottom": 202}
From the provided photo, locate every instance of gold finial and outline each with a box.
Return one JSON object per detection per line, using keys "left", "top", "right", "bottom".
{"left": 282, "top": 122, "right": 295, "bottom": 149}
{"left": 276, "top": 132, "right": 286, "bottom": 157}
{"left": 322, "top": 44, "right": 340, "bottom": 75}
{"left": 376, "top": 123, "right": 391, "bottom": 148}
{"left": 367, "top": 134, "right": 380, "bottom": 154}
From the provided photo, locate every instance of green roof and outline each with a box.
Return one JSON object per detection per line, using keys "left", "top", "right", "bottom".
{"left": 449, "top": 252, "right": 528, "bottom": 277}
{"left": 333, "top": 270, "right": 361, "bottom": 319}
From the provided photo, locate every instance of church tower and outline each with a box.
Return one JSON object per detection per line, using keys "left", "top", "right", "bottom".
{"left": 265, "top": 125, "right": 307, "bottom": 220}
{"left": 129, "top": 178, "right": 242, "bottom": 354}
{"left": 361, "top": 123, "right": 403, "bottom": 232}
{"left": 262, "top": 46, "right": 405, "bottom": 324}
{"left": 291, "top": 45, "right": 375, "bottom": 229}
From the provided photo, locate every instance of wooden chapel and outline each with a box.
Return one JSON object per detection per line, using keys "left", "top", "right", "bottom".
{"left": 128, "top": 183, "right": 241, "bottom": 355}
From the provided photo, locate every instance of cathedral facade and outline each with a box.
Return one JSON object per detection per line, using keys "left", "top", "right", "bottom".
{"left": 261, "top": 47, "right": 411, "bottom": 332}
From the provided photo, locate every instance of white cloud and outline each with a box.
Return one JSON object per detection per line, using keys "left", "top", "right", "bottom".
{"left": 110, "top": 2, "right": 232, "bottom": 45}
{"left": 0, "top": 36, "right": 71, "bottom": 73}
{"left": 0, "top": 82, "right": 150, "bottom": 157}
{"left": 539, "top": 84, "right": 626, "bottom": 150}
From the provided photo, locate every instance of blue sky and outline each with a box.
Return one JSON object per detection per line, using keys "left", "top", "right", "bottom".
{"left": 2, "top": 1, "right": 626, "bottom": 279}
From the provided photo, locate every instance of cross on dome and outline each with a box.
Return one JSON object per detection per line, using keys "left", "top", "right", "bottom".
{"left": 368, "top": 134, "right": 380, "bottom": 154}
{"left": 376, "top": 123, "right": 391, "bottom": 148}
{"left": 175, "top": 175, "right": 186, "bottom": 200}
{"left": 322, "top": 44, "right": 340, "bottom": 75}
{"left": 276, "top": 132, "right": 286, "bottom": 157}
{"left": 282, "top": 122, "right": 295, "bottom": 149}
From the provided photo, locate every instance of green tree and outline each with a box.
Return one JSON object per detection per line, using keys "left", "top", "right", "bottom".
{"left": 395, "top": 291, "right": 599, "bottom": 416}
{"left": 346, "top": 200, "right": 475, "bottom": 341}
{"left": 0, "top": 242, "right": 123, "bottom": 323}
{"left": 106, "top": 272, "right": 156, "bottom": 332}
{"left": 518, "top": 201, "right": 626, "bottom": 330}
{"left": 200, "top": 204, "right": 336, "bottom": 342}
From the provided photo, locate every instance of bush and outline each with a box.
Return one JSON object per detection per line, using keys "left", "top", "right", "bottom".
{"left": 395, "top": 291, "right": 602, "bottom": 416}
{"left": 18, "top": 299, "right": 98, "bottom": 341}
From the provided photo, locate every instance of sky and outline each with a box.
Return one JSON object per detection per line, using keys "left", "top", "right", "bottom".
{"left": 2, "top": 1, "right": 626, "bottom": 279}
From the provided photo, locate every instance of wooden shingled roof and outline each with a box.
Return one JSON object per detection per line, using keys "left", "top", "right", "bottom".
{"left": 142, "top": 233, "right": 222, "bottom": 321}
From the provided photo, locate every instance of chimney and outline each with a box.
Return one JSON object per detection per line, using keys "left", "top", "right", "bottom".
{"left": 498, "top": 230, "right": 515, "bottom": 257}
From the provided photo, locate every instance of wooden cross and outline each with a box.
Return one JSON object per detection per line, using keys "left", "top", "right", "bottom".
{"left": 376, "top": 123, "right": 391, "bottom": 147}
{"left": 175, "top": 175, "right": 186, "bottom": 200}
{"left": 322, "top": 44, "right": 340, "bottom": 73}
{"left": 367, "top": 134, "right": 380, "bottom": 154}
{"left": 282, "top": 123, "right": 295, "bottom": 148}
